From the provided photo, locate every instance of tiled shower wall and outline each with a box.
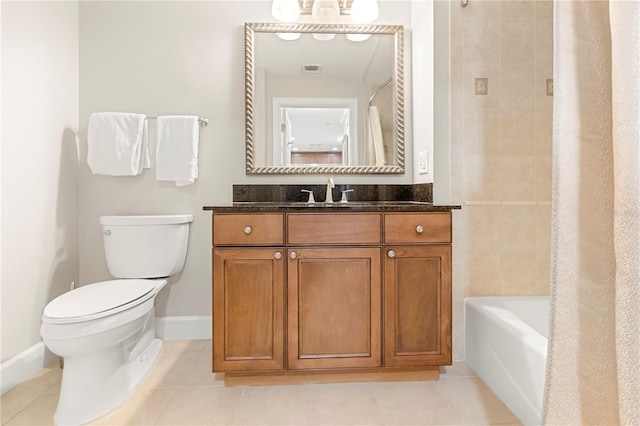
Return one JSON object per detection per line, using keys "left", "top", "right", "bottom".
{"left": 450, "top": 1, "right": 553, "bottom": 359}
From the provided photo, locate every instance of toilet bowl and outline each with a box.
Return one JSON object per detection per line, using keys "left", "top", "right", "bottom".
{"left": 40, "top": 214, "right": 192, "bottom": 425}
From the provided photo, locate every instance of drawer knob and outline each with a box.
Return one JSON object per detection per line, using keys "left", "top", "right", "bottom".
{"left": 415, "top": 225, "right": 424, "bottom": 234}
{"left": 289, "top": 251, "right": 298, "bottom": 260}
{"left": 387, "top": 250, "right": 395, "bottom": 258}
{"left": 243, "top": 226, "right": 252, "bottom": 235}
{"left": 274, "top": 251, "right": 282, "bottom": 260}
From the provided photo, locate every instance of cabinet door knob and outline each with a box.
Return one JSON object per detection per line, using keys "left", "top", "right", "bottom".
{"left": 415, "top": 225, "right": 424, "bottom": 234}
{"left": 274, "top": 251, "right": 282, "bottom": 260}
{"left": 243, "top": 226, "right": 252, "bottom": 235}
{"left": 289, "top": 251, "right": 298, "bottom": 260}
{"left": 387, "top": 250, "right": 395, "bottom": 258}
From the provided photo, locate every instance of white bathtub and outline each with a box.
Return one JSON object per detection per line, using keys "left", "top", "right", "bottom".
{"left": 465, "top": 296, "right": 549, "bottom": 426}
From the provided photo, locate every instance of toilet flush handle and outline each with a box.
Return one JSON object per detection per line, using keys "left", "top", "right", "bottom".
{"left": 103, "top": 230, "right": 111, "bottom": 236}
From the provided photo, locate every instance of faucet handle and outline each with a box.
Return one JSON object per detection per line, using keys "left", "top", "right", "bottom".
{"left": 301, "top": 189, "right": 315, "bottom": 203}
{"left": 340, "top": 189, "right": 354, "bottom": 203}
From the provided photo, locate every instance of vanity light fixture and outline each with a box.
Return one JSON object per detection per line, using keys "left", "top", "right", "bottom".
{"left": 277, "top": 32, "right": 302, "bottom": 41}
{"left": 312, "top": 33, "right": 336, "bottom": 41}
{"left": 345, "top": 33, "right": 371, "bottom": 42}
{"left": 271, "top": 0, "right": 379, "bottom": 23}
{"left": 311, "top": 0, "right": 340, "bottom": 21}
{"left": 350, "top": 0, "right": 379, "bottom": 23}
{"left": 271, "top": 0, "right": 301, "bottom": 22}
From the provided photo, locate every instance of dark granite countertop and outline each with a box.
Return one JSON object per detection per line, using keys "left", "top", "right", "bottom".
{"left": 203, "top": 201, "right": 461, "bottom": 213}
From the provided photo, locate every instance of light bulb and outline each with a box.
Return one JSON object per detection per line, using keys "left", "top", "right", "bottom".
{"left": 346, "top": 33, "right": 371, "bottom": 42}
{"left": 312, "top": 33, "right": 336, "bottom": 41}
{"left": 272, "top": 0, "right": 300, "bottom": 22}
{"left": 350, "top": 0, "right": 379, "bottom": 23}
{"left": 311, "top": 0, "right": 340, "bottom": 21}
{"left": 277, "top": 33, "right": 302, "bottom": 41}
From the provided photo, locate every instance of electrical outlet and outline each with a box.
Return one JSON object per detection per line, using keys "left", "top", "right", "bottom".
{"left": 418, "top": 150, "right": 428, "bottom": 174}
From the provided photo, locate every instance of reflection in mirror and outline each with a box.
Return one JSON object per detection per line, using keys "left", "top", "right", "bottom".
{"left": 273, "top": 98, "right": 356, "bottom": 167}
{"left": 245, "top": 22, "right": 404, "bottom": 175}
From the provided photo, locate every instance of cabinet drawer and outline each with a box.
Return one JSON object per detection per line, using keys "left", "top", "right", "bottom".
{"left": 213, "top": 214, "right": 284, "bottom": 246}
{"left": 384, "top": 213, "right": 451, "bottom": 244}
{"left": 287, "top": 213, "right": 381, "bottom": 245}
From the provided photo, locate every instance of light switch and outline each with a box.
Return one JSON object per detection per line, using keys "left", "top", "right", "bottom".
{"left": 418, "top": 150, "right": 428, "bottom": 174}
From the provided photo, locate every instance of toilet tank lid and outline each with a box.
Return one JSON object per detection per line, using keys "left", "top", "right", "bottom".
{"left": 99, "top": 214, "right": 193, "bottom": 226}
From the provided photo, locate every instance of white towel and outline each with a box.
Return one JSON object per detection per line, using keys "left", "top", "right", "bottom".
{"left": 87, "top": 112, "right": 150, "bottom": 176}
{"left": 155, "top": 115, "right": 200, "bottom": 186}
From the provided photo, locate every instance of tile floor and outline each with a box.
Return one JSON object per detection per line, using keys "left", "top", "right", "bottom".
{"left": 1, "top": 340, "right": 521, "bottom": 425}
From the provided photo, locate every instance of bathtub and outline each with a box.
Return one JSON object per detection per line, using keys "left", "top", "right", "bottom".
{"left": 465, "top": 296, "right": 549, "bottom": 426}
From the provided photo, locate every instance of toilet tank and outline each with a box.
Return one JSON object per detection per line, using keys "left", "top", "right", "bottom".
{"left": 99, "top": 214, "right": 193, "bottom": 279}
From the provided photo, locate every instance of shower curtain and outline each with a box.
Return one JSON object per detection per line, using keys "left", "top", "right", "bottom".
{"left": 367, "top": 105, "right": 385, "bottom": 167}
{"left": 543, "top": 1, "right": 640, "bottom": 424}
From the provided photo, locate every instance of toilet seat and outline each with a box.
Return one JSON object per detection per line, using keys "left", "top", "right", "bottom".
{"left": 43, "top": 279, "right": 157, "bottom": 325}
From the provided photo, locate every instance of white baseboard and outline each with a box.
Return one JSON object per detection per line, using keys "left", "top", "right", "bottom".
{"left": 1, "top": 342, "right": 56, "bottom": 395}
{"left": 155, "top": 315, "right": 212, "bottom": 341}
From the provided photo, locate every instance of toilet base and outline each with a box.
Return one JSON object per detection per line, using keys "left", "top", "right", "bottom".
{"left": 53, "top": 338, "right": 162, "bottom": 425}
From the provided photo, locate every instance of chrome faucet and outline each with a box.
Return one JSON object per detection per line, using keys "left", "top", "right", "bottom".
{"left": 325, "top": 178, "right": 335, "bottom": 203}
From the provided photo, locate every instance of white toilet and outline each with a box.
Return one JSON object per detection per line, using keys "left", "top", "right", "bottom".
{"left": 40, "top": 214, "right": 193, "bottom": 425}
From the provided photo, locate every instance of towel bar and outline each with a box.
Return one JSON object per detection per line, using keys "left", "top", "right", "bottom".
{"left": 146, "top": 116, "right": 209, "bottom": 128}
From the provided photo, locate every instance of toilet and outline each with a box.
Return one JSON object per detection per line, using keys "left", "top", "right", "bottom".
{"left": 40, "top": 214, "right": 193, "bottom": 426}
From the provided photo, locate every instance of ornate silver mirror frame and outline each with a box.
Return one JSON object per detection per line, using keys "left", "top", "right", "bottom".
{"left": 245, "top": 22, "right": 405, "bottom": 175}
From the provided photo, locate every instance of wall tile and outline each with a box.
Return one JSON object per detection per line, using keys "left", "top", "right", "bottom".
{"left": 500, "top": 63, "right": 535, "bottom": 113}
{"left": 463, "top": 63, "right": 501, "bottom": 110}
{"left": 499, "top": 205, "right": 537, "bottom": 252}
{"left": 535, "top": 204, "right": 552, "bottom": 253}
{"left": 499, "top": 111, "right": 535, "bottom": 155}
{"left": 501, "top": 0, "right": 536, "bottom": 19}
{"left": 500, "top": 18, "right": 535, "bottom": 64}
{"left": 535, "top": 18, "right": 553, "bottom": 65}
{"left": 464, "top": 205, "right": 502, "bottom": 249}
{"left": 461, "top": 0, "right": 501, "bottom": 20}
{"left": 536, "top": 0, "right": 554, "bottom": 19}
{"left": 467, "top": 250, "right": 502, "bottom": 296}
{"left": 464, "top": 109, "right": 500, "bottom": 155}
{"left": 451, "top": 65, "right": 464, "bottom": 118}
{"left": 534, "top": 107, "right": 553, "bottom": 155}
{"left": 499, "top": 155, "right": 536, "bottom": 200}
{"left": 463, "top": 18, "right": 500, "bottom": 64}
{"left": 535, "top": 62, "right": 554, "bottom": 109}
{"left": 463, "top": 154, "right": 502, "bottom": 201}
{"left": 451, "top": 3, "right": 464, "bottom": 66}
{"left": 535, "top": 155, "right": 552, "bottom": 201}
{"left": 533, "top": 253, "right": 552, "bottom": 294}
{"left": 499, "top": 252, "right": 537, "bottom": 294}
{"left": 450, "top": 126, "right": 465, "bottom": 204}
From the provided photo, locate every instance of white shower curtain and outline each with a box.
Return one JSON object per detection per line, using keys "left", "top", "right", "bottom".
{"left": 367, "top": 105, "right": 385, "bottom": 167}
{"left": 543, "top": 1, "right": 640, "bottom": 424}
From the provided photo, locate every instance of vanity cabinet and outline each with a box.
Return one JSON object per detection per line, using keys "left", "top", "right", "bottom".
{"left": 383, "top": 213, "right": 452, "bottom": 367}
{"left": 212, "top": 214, "right": 285, "bottom": 372}
{"left": 209, "top": 208, "right": 453, "bottom": 381}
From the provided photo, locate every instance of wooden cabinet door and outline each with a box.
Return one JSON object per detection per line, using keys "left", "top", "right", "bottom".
{"left": 213, "top": 248, "right": 285, "bottom": 371}
{"left": 288, "top": 247, "right": 381, "bottom": 370}
{"left": 384, "top": 245, "right": 452, "bottom": 366}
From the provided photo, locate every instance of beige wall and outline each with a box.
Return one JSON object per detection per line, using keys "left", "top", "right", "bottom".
{"left": 1, "top": 1, "right": 79, "bottom": 362}
{"left": 78, "top": 1, "right": 414, "bottom": 318}
{"left": 450, "top": 1, "right": 553, "bottom": 358}
{"left": 411, "top": 0, "right": 435, "bottom": 184}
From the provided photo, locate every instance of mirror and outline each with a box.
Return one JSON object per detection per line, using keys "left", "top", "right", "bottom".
{"left": 245, "top": 22, "right": 405, "bottom": 175}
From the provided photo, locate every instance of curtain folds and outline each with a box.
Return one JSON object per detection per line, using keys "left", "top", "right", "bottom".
{"left": 543, "top": 1, "right": 640, "bottom": 425}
